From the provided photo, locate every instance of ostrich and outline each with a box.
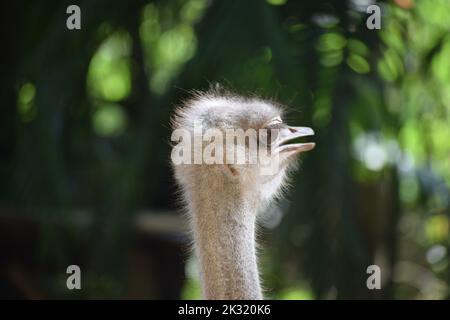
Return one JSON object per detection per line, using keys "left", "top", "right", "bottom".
{"left": 171, "top": 90, "right": 315, "bottom": 300}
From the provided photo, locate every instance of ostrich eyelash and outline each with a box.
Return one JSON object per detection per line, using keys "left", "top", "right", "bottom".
{"left": 265, "top": 117, "right": 283, "bottom": 127}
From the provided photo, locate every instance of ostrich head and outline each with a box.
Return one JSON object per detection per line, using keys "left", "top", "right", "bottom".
{"left": 171, "top": 90, "right": 315, "bottom": 210}
{"left": 171, "top": 89, "right": 315, "bottom": 299}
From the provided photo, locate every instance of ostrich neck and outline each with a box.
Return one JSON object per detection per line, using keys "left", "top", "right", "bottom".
{"left": 190, "top": 189, "right": 262, "bottom": 300}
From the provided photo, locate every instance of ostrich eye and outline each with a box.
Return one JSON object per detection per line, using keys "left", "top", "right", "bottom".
{"left": 265, "top": 117, "right": 283, "bottom": 127}
{"left": 260, "top": 117, "right": 283, "bottom": 147}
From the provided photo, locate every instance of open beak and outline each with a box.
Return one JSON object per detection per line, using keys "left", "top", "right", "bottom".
{"left": 274, "top": 126, "right": 316, "bottom": 155}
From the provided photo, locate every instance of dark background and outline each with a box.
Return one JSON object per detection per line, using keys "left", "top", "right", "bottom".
{"left": 0, "top": 0, "right": 449, "bottom": 299}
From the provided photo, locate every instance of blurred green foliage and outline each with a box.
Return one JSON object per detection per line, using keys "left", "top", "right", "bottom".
{"left": 1, "top": 0, "right": 449, "bottom": 299}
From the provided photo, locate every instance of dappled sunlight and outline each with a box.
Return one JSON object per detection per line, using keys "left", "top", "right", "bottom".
{"left": 17, "top": 82, "right": 36, "bottom": 122}
{"left": 87, "top": 32, "right": 132, "bottom": 102}
{"left": 139, "top": 1, "right": 206, "bottom": 95}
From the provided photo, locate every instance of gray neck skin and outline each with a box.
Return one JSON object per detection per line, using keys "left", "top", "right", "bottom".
{"left": 189, "top": 188, "right": 262, "bottom": 300}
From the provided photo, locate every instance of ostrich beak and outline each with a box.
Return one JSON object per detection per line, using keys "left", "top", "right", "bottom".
{"left": 274, "top": 126, "right": 316, "bottom": 154}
